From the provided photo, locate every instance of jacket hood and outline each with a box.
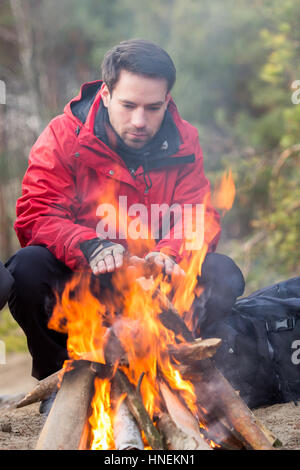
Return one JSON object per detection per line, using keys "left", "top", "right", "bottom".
{"left": 66, "top": 80, "right": 102, "bottom": 126}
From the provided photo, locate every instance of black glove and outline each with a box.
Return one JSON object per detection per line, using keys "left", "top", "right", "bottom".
{"left": 80, "top": 238, "right": 125, "bottom": 275}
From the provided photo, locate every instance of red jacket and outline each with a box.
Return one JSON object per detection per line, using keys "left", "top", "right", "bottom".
{"left": 15, "top": 81, "right": 221, "bottom": 270}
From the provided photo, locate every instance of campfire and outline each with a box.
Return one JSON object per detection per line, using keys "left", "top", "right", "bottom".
{"left": 16, "top": 172, "right": 275, "bottom": 450}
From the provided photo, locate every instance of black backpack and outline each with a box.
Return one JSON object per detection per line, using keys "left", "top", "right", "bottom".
{"left": 210, "top": 277, "right": 300, "bottom": 409}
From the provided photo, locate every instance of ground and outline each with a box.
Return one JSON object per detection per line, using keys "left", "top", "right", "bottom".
{"left": 0, "top": 353, "right": 300, "bottom": 450}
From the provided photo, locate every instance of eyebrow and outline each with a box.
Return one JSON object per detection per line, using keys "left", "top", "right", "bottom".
{"left": 119, "top": 99, "right": 164, "bottom": 107}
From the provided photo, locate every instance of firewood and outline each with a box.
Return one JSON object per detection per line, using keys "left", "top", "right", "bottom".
{"left": 114, "top": 369, "right": 165, "bottom": 450}
{"left": 111, "top": 377, "right": 144, "bottom": 450}
{"left": 15, "top": 362, "right": 112, "bottom": 410}
{"left": 158, "top": 379, "right": 211, "bottom": 450}
{"left": 136, "top": 277, "right": 193, "bottom": 342}
{"left": 168, "top": 337, "right": 222, "bottom": 363}
{"left": 179, "top": 360, "right": 275, "bottom": 450}
{"left": 153, "top": 290, "right": 275, "bottom": 450}
{"left": 155, "top": 294, "right": 194, "bottom": 342}
{"left": 35, "top": 360, "right": 99, "bottom": 450}
{"left": 203, "top": 417, "right": 245, "bottom": 450}
{"left": 249, "top": 411, "right": 282, "bottom": 448}
{"left": 171, "top": 386, "right": 245, "bottom": 450}
{"left": 157, "top": 412, "right": 211, "bottom": 450}
{"left": 16, "top": 369, "right": 61, "bottom": 409}
{"left": 23, "top": 287, "right": 274, "bottom": 452}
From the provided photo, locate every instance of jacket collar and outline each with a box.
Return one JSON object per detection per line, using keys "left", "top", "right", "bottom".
{"left": 94, "top": 100, "right": 181, "bottom": 172}
{"left": 64, "top": 80, "right": 196, "bottom": 168}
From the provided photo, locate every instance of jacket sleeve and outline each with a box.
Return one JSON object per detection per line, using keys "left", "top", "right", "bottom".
{"left": 14, "top": 117, "right": 98, "bottom": 271}
{"left": 0, "top": 261, "right": 14, "bottom": 310}
{"left": 154, "top": 136, "right": 221, "bottom": 263}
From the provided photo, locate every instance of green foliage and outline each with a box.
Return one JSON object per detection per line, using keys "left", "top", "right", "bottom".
{"left": 252, "top": 151, "right": 300, "bottom": 273}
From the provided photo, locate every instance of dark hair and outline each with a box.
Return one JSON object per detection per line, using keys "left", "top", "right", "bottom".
{"left": 101, "top": 39, "right": 176, "bottom": 94}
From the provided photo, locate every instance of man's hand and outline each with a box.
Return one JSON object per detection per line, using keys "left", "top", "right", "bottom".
{"left": 89, "top": 242, "right": 125, "bottom": 275}
{"left": 144, "top": 252, "right": 185, "bottom": 277}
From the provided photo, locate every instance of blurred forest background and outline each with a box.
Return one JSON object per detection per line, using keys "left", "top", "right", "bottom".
{"left": 0, "top": 0, "right": 299, "bottom": 322}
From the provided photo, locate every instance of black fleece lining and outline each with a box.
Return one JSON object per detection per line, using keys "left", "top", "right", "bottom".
{"left": 93, "top": 101, "right": 186, "bottom": 175}
{"left": 144, "top": 153, "right": 195, "bottom": 171}
{"left": 70, "top": 82, "right": 102, "bottom": 124}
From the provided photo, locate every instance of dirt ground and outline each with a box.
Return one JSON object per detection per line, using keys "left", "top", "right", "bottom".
{"left": 0, "top": 352, "right": 300, "bottom": 450}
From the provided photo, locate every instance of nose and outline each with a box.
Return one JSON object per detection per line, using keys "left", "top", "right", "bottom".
{"left": 131, "top": 108, "right": 146, "bottom": 129}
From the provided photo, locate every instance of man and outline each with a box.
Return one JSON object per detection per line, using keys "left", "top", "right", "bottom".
{"left": 6, "top": 40, "right": 245, "bottom": 397}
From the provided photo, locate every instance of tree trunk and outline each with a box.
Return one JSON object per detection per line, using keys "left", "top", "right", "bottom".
{"left": 9, "top": 0, "right": 44, "bottom": 134}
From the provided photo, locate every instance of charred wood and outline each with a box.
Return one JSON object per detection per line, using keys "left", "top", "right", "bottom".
{"left": 158, "top": 379, "right": 211, "bottom": 450}
{"left": 179, "top": 360, "right": 274, "bottom": 450}
{"left": 114, "top": 369, "right": 164, "bottom": 450}
{"left": 168, "top": 337, "right": 222, "bottom": 363}
{"left": 157, "top": 412, "right": 211, "bottom": 450}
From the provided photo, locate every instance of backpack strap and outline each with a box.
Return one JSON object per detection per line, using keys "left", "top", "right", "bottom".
{"left": 266, "top": 316, "right": 296, "bottom": 333}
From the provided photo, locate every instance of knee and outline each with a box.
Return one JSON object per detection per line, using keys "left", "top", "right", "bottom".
{"left": 6, "top": 246, "right": 54, "bottom": 279}
{"left": 201, "top": 253, "right": 245, "bottom": 299}
{"left": 0, "top": 261, "right": 14, "bottom": 310}
{"left": 5, "top": 246, "right": 61, "bottom": 299}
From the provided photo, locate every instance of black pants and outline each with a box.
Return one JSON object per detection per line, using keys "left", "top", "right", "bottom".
{"left": 5, "top": 246, "right": 245, "bottom": 380}
{"left": 0, "top": 261, "right": 14, "bottom": 310}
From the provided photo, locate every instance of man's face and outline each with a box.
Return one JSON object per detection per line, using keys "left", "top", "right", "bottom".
{"left": 101, "top": 70, "right": 171, "bottom": 149}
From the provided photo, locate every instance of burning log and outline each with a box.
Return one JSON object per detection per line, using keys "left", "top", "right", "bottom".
{"left": 154, "top": 292, "right": 274, "bottom": 449}
{"left": 15, "top": 336, "right": 220, "bottom": 410}
{"left": 111, "top": 377, "right": 144, "bottom": 450}
{"left": 114, "top": 369, "right": 164, "bottom": 450}
{"left": 180, "top": 360, "right": 274, "bottom": 450}
{"left": 202, "top": 418, "right": 245, "bottom": 450}
{"left": 16, "top": 351, "right": 274, "bottom": 450}
{"left": 155, "top": 293, "right": 194, "bottom": 342}
{"left": 135, "top": 278, "right": 274, "bottom": 448}
{"left": 150, "top": 287, "right": 275, "bottom": 450}
{"left": 113, "top": 399, "right": 144, "bottom": 450}
{"left": 17, "top": 352, "right": 275, "bottom": 450}
{"left": 136, "top": 277, "right": 193, "bottom": 342}
{"left": 22, "top": 280, "right": 274, "bottom": 452}
{"left": 157, "top": 412, "right": 210, "bottom": 450}
{"left": 160, "top": 373, "right": 244, "bottom": 450}
{"left": 168, "top": 337, "right": 222, "bottom": 362}
{"left": 16, "top": 369, "right": 61, "bottom": 409}
{"left": 15, "top": 362, "right": 112, "bottom": 409}
{"left": 36, "top": 360, "right": 98, "bottom": 450}
{"left": 158, "top": 379, "right": 211, "bottom": 450}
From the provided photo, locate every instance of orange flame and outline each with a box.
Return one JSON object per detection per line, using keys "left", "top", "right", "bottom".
{"left": 48, "top": 170, "right": 235, "bottom": 449}
{"left": 89, "top": 378, "right": 114, "bottom": 450}
{"left": 212, "top": 169, "right": 235, "bottom": 214}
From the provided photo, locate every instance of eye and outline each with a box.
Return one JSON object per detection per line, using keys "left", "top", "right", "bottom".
{"left": 123, "top": 104, "right": 135, "bottom": 109}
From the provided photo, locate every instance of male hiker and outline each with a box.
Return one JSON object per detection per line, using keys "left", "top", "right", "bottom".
{"left": 5, "top": 40, "right": 244, "bottom": 413}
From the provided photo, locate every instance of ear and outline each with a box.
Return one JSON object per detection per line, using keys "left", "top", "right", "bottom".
{"left": 101, "top": 82, "right": 111, "bottom": 107}
{"left": 165, "top": 93, "right": 171, "bottom": 108}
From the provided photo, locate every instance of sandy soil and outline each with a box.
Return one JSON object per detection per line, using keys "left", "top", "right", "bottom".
{"left": 0, "top": 353, "right": 300, "bottom": 450}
